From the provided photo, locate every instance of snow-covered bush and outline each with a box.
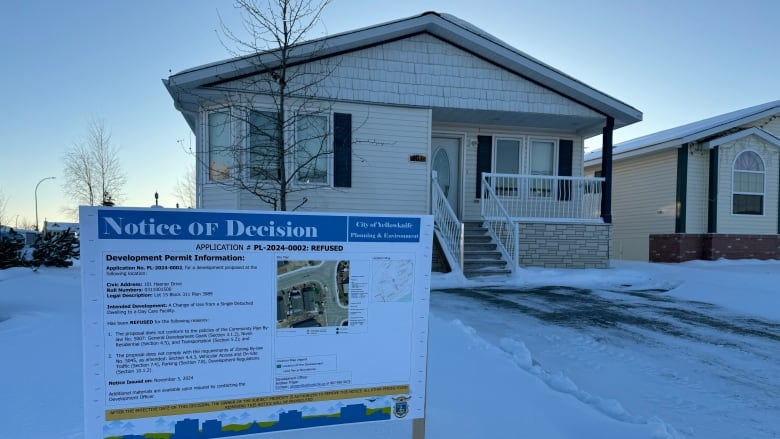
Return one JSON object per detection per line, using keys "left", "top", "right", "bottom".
{"left": 31, "top": 229, "right": 80, "bottom": 268}
{"left": 0, "top": 229, "right": 26, "bottom": 269}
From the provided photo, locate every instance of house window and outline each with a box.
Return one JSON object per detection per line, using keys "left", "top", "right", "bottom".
{"left": 495, "top": 139, "right": 520, "bottom": 174}
{"left": 249, "top": 110, "right": 281, "bottom": 180}
{"left": 529, "top": 139, "right": 556, "bottom": 197}
{"left": 296, "top": 115, "right": 328, "bottom": 183}
{"left": 207, "top": 111, "right": 232, "bottom": 181}
{"left": 494, "top": 139, "right": 521, "bottom": 195}
{"left": 732, "top": 150, "right": 765, "bottom": 215}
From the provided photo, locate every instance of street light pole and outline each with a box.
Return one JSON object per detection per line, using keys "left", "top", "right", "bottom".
{"left": 35, "top": 176, "right": 56, "bottom": 231}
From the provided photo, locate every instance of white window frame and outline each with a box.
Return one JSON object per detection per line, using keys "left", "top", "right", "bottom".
{"left": 492, "top": 137, "right": 524, "bottom": 197}
{"left": 246, "top": 108, "right": 282, "bottom": 182}
{"left": 205, "top": 107, "right": 235, "bottom": 183}
{"left": 527, "top": 137, "right": 558, "bottom": 198}
{"left": 294, "top": 112, "right": 331, "bottom": 186}
{"left": 731, "top": 149, "right": 766, "bottom": 216}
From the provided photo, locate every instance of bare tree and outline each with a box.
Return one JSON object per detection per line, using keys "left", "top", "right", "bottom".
{"left": 62, "top": 119, "right": 126, "bottom": 214}
{"left": 0, "top": 188, "right": 9, "bottom": 227}
{"left": 14, "top": 216, "right": 36, "bottom": 230}
{"left": 174, "top": 164, "right": 196, "bottom": 208}
{"left": 192, "top": 0, "right": 335, "bottom": 211}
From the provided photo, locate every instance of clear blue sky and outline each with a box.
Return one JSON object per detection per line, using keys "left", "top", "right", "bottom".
{"left": 2, "top": 0, "right": 779, "bottom": 226}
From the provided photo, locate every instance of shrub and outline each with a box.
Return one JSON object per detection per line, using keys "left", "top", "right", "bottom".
{"left": 0, "top": 229, "right": 26, "bottom": 269}
{"left": 31, "top": 229, "right": 80, "bottom": 268}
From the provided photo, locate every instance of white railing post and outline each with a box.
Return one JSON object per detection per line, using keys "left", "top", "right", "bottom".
{"left": 431, "top": 172, "right": 464, "bottom": 274}
{"left": 513, "top": 222, "right": 519, "bottom": 272}
{"left": 481, "top": 173, "right": 518, "bottom": 270}
{"left": 459, "top": 222, "right": 465, "bottom": 273}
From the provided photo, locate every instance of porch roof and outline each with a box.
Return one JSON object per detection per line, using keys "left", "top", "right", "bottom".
{"left": 165, "top": 11, "right": 642, "bottom": 134}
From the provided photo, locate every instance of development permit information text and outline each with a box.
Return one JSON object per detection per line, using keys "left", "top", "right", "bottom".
{"left": 80, "top": 207, "right": 433, "bottom": 438}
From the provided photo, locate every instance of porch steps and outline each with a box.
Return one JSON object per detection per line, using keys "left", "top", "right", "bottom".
{"left": 462, "top": 221, "right": 512, "bottom": 278}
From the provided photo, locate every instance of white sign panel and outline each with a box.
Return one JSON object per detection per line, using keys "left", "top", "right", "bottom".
{"left": 80, "top": 207, "right": 432, "bottom": 439}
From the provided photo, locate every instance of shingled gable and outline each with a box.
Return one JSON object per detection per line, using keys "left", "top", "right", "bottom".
{"left": 164, "top": 11, "right": 641, "bottom": 132}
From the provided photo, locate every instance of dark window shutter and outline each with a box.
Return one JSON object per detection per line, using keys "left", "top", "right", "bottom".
{"left": 476, "top": 136, "right": 492, "bottom": 198}
{"left": 557, "top": 139, "right": 573, "bottom": 201}
{"left": 333, "top": 113, "right": 352, "bottom": 188}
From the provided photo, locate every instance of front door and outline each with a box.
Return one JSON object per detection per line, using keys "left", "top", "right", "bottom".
{"left": 432, "top": 137, "right": 461, "bottom": 216}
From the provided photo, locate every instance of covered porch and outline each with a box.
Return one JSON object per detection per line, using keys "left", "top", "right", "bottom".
{"left": 433, "top": 170, "right": 612, "bottom": 276}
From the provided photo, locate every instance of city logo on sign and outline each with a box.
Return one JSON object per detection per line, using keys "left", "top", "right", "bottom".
{"left": 392, "top": 395, "right": 410, "bottom": 418}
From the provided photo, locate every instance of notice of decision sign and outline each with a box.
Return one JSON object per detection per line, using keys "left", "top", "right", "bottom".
{"left": 81, "top": 207, "right": 433, "bottom": 439}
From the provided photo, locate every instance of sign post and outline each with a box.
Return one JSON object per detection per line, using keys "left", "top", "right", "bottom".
{"left": 80, "top": 207, "right": 432, "bottom": 438}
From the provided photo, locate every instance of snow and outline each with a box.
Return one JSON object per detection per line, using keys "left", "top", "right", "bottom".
{"left": 584, "top": 99, "right": 780, "bottom": 163}
{"left": 1, "top": 259, "right": 779, "bottom": 438}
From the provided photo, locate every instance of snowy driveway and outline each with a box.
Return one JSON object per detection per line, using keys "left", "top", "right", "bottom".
{"left": 431, "top": 285, "right": 780, "bottom": 439}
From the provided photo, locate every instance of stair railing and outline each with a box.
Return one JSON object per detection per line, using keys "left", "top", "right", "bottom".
{"left": 481, "top": 173, "right": 519, "bottom": 273}
{"left": 431, "top": 171, "right": 464, "bottom": 273}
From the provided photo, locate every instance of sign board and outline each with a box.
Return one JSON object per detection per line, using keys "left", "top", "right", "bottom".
{"left": 80, "top": 207, "right": 432, "bottom": 438}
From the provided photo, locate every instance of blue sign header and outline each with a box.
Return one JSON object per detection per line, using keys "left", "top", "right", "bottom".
{"left": 95, "top": 209, "right": 423, "bottom": 243}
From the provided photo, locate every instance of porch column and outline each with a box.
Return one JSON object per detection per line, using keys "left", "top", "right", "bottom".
{"left": 600, "top": 117, "right": 615, "bottom": 223}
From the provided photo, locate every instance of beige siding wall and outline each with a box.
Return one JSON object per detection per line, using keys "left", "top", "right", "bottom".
{"left": 433, "top": 122, "right": 584, "bottom": 221}
{"left": 686, "top": 146, "right": 709, "bottom": 233}
{"left": 200, "top": 101, "right": 432, "bottom": 214}
{"left": 716, "top": 136, "right": 780, "bottom": 233}
{"left": 610, "top": 149, "right": 678, "bottom": 260}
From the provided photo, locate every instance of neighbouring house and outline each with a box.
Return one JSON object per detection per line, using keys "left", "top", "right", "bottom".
{"left": 584, "top": 100, "right": 780, "bottom": 262}
{"left": 0, "top": 226, "right": 39, "bottom": 247}
{"left": 43, "top": 221, "right": 80, "bottom": 239}
{"left": 165, "top": 11, "right": 641, "bottom": 276}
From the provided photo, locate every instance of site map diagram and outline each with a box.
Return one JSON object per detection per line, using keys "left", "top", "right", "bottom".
{"left": 276, "top": 260, "right": 349, "bottom": 329}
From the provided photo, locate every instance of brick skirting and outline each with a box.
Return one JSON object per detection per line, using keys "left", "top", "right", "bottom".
{"left": 649, "top": 234, "right": 780, "bottom": 262}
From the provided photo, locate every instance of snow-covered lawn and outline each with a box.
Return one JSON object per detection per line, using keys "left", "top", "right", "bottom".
{"left": 1, "top": 259, "right": 778, "bottom": 438}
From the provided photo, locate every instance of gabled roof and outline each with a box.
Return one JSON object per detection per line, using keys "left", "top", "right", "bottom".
{"left": 585, "top": 100, "right": 780, "bottom": 164}
{"left": 705, "top": 126, "right": 780, "bottom": 149}
{"left": 165, "top": 11, "right": 641, "bottom": 130}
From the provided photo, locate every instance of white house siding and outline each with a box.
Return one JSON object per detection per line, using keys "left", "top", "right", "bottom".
{"left": 433, "top": 122, "right": 584, "bottom": 221}
{"left": 227, "top": 34, "right": 602, "bottom": 119}
{"left": 610, "top": 149, "right": 678, "bottom": 260}
{"left": 715, "top": 136, "right": 780, "bottom": 234}
{"left": 685, "top": 146, "right": 709, "bottom": 233}
{"left": 206, "top": 101, "right": 433, "bottom": 215}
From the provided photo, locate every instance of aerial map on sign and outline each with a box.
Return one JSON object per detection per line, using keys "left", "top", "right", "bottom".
{"left": 277, "top": 260, "right": 350, "bottom": 328}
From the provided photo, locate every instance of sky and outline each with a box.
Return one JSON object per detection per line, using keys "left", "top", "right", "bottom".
{"left": 2, "top": 0, "right": 780, "bottom": 226}
{"left": 3, "top": 257, "right": 779, "bottom": 438}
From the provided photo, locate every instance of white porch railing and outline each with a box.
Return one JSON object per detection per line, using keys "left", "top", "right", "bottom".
{"left": 431, "top": 172, "right": 464, "bottom": 272}
{"left": 481, "top": 177, "right": 519, "bottom": 273}
{"left": 481, "top": 173, "right": 605, "bottom": 222}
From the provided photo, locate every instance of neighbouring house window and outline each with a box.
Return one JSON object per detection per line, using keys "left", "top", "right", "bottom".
{"left": 529, "top": 139, "right": 556, "bottom": 196}
{"left": 296, "top": 115, "right": 329, "bottom": 183}
{"left": 494, "top": 139, "right": 521, "bottom": 195}
{"left": 732, "top": 150, "right": 765, "bottom": 215}
{"left": 207, "top": 111, "right": 232, "bottom": 181}
{"left": 249, "top": 110, "right": 281, "bottom": 180}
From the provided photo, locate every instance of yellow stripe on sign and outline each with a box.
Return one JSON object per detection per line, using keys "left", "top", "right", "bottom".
{"left": 105, "top": 384, "right": 410, "bottom": 421}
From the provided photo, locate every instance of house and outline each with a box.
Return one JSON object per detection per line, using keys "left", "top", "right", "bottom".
{"left": 165, "top": 11, "right": 642, "bottom": 275}
{"left": 584, "top": 100, "right": 780, "bottom": 262}
{"left": 42, "top": 221, "right": 80, "bottom": 239}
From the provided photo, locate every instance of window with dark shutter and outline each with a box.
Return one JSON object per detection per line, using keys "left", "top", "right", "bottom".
{"left": 333, "top": 113, "right": 352, "bottom": 188}
{"left": 557, "top": 139, "right": 573, "bottom": 201}
{"left": 476, "top": 136, "right": 492, "bottom": 198}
